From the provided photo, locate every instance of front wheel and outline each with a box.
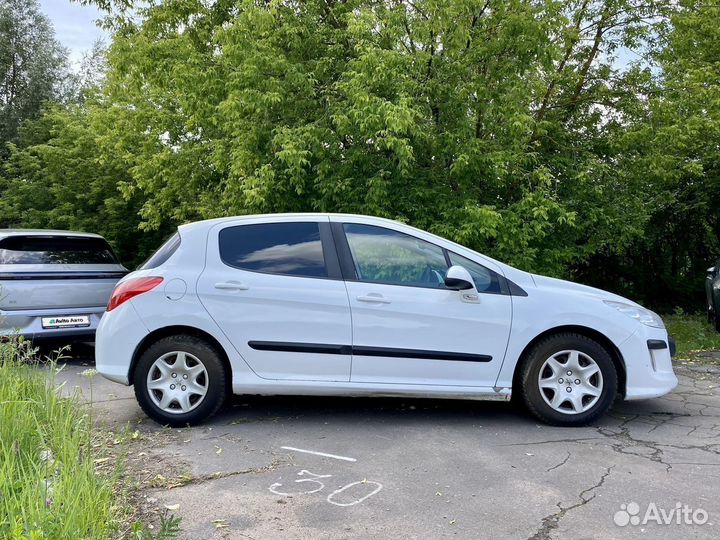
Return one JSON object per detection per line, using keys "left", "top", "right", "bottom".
{"left": 518, "top": 333, "right": 618, "bottom": 426}
{"left": 134, "top": 335, "right": 228, "bottom": 426}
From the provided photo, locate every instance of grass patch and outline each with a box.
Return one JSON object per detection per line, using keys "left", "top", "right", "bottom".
{"left": 664, "top": 312, "right": 720, "bottom": 359}
{"left": 0, "top": 339, "right": 127, "bottom": 539}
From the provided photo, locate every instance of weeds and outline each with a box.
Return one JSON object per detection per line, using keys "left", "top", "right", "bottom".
{"left": 0, "top": 337, "right": 125, "bottom": 538}
{"left": 131, "top": 511, "right": 182, "bottom": 540}
{"left": 664, "top": 311, "right": 720, "bottom": 360}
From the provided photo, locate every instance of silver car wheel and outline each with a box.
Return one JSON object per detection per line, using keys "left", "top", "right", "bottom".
{"left": 538, "top": 350, "right": 603, "bottom": 415}
{"left": 146, "top": 351, "right": 209, "bottom": 414}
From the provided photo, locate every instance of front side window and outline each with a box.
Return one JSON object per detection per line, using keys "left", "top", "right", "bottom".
{"left": 448, "top": 252, "right": 502, "bottom": 293}
{"left": 219, "top": 222, "right": 327, "bottom": 278}
{"left": 0, "top": 236, "right": 118, "bottom": 265}
{"left": 343, "top": 224, "right": 448, "bottom": 287}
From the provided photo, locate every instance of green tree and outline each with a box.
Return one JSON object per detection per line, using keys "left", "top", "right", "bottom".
{"left": 6, "top": 0, "right": 714, "bottom": 310}
{"left": 0, "top": 0, "right": 69, "bottom": 149}
{"left": 0, "top": 103, "right": 169, "bottom": 267}
{"left": 86, "top": 0, "right": 671, "bottom": 278}
{"left": 577, "top": 0, "right": 720, "bottom": 310}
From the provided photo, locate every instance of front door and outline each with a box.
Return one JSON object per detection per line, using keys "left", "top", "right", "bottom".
{"left": 197, "top": 217, "right": 352, "bottom": 382}
{"left": 337, "top": 221, "right": 512, "bottom": 387}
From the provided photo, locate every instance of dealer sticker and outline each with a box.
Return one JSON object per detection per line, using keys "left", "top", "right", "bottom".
{"left": 41, "top": 315, "right": 91, "bottom": 329}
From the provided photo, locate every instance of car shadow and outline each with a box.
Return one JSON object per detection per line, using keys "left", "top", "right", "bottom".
{"left": 204, "top": 392, "right": 684, "bottom": 430}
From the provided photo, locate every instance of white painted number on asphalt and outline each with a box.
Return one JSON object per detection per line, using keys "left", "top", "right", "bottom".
{"left": 269, "top": 470, "right": 332, "bottom": 496}
{"left": 326, "top": 481, "right": 384, "bottom": 507}
{"left": 269, "top": 470, "right": 383, "bottom": 507}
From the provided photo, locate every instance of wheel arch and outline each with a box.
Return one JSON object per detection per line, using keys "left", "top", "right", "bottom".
{"left": 511, "top": 325, "right": 627, "bottom": 398}
{"left": 128, "top": 325, "right": 233, "bottom": 388}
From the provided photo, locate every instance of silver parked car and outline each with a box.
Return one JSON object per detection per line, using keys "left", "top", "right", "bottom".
{"left": 0, "top": 230, "right": 127, "bottom": 342}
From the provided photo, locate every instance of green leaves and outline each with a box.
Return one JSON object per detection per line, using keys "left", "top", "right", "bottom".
{"left": 2, "top": 0, "right": 717, "bottom": 310}
{"left": 22, "top": 1, "right": 676, "bottom": 276}
{"left": 0, "top": 0, "right": 70, "bottom": 151}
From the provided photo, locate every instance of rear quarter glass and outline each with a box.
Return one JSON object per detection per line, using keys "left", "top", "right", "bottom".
{"left": 139, "top": 232, "right": 181, "bottom": 270}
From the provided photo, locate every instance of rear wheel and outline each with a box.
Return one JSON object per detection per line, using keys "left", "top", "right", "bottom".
{"left": 518, "top": 333, "right": 617, "bottom": 426}
{"left": 134, "top": 335, "right": 228, "bottom": 426}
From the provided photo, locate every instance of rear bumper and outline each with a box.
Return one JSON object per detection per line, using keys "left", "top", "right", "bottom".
{"left": 95, "top": 302, "right": 149, "bottom": 385}
{"left": 0, "top": 306, "right": 105, "bottom": 342}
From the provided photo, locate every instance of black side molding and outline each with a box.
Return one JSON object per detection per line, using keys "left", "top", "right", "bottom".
{"left": 249, "top": 341, "right": 351, "bottom": 355}
{"left": 248, "top": 341, "right": 492, "bottom": 363}
{"left": 352, "top": 345, "right": 491, "bottom": 362}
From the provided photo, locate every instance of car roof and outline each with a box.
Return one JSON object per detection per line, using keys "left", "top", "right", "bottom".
{"left": 0, "top": 229, "right": 105, "bottom": 239}
{"left": 177, "top": 213, "right": 403, "bottom": 233}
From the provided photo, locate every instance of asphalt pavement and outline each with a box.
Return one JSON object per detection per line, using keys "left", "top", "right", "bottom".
{"left": 55, "top": 357, "right": 720, "bottom": 539}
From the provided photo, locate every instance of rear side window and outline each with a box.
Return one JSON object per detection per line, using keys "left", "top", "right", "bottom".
{"left": 139, "top": 232, "right": 181, "bottom": 270}
{"left": 219, "top": 222, "right": 327, "bottom": 278}
{"left": 0, "top": 235, "right": 118, "bottom": 264}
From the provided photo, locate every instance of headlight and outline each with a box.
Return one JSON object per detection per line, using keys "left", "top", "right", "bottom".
{"left": 603, "top": 300, "right": 665, "bottom": 329}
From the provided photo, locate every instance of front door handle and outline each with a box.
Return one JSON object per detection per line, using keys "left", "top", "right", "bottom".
{"left": 356, "top": 294, "right": 391, "bottom": 304}
{"left": 214, "top": 281, "right": 249, "bottom": 291}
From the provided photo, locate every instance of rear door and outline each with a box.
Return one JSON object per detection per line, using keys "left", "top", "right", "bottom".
{"left": 0, "top": 235, "right": 127, "bottom": 310}
{"left": 334, "top": 220, "right": 512, "bottom": 387}
{"left": 196, "top": 217, "right": 353, "bottom": 382}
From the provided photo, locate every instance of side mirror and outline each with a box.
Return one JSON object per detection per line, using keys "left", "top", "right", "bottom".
{"left": 708, "top": 266, "right": 716, "bottom": 277}
{"left": 444, "top": 265, "right": 475, "bottom": 291}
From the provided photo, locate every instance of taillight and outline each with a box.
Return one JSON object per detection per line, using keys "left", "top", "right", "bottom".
{"left": 107, "top": 277, "right": 163, "bottom": 311}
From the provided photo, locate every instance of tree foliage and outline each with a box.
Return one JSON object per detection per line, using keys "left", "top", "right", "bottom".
{"left": 0, "top": 103, "right": 170, "bottom": 266}
{"left": 576, "top": 0, "right": 720, "bottom": 309}
{"left": 1, "top": 0, "right": 719, "bottom": 310}
{"left": 0, "top": 0, "right": 68, "bottom": 148}
{"left": 92, "top": 0, "right": 670, "bottom": 277}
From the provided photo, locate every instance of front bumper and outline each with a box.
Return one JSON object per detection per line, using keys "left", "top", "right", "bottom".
{"left": 0, "top": 306, "right": 106, "bottom": 342}
{"left": 619, "top": 326, "right": 678, "bottom": 400}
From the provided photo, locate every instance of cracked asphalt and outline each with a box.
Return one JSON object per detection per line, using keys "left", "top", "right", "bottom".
{"left": 57, "top": 359, "right": 720, "bottom": 539}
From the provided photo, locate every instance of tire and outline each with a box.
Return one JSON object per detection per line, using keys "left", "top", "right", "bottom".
{"left": 517, "top": 333, "right": 618, "bottom": 427}
{"left": 134, "top": 335, "right": 228, "bottom": 426}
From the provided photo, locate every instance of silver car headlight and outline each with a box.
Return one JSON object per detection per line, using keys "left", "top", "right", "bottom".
{"left": 603, "top": 300, "right": 665, "bottom": 329}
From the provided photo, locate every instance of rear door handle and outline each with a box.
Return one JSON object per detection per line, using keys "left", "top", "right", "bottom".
{"left": 214, "top": 281, "right": 249, "bottom": 291}
{"left": 356, "top": 294, "right": 391, "bottom": 304}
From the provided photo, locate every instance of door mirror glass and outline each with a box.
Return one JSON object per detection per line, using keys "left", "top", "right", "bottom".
{"left": 444, "top": 265, "right": 475, "bottom": 291}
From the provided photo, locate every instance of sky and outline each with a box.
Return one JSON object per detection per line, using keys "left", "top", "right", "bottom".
{"left": 38, "top": 0, "right": 641, "bottom": 72}
{"left": 39, "top": 0, "right": 107, "bottom": 66}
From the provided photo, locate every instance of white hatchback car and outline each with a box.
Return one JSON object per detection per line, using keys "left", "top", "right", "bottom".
{"left": 96, "top": 214, "right": 677, "bottom": 427}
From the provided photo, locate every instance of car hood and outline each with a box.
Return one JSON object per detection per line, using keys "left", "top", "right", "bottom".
{"left": 530, "top": 274, "right": 641, "bottom": 307}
